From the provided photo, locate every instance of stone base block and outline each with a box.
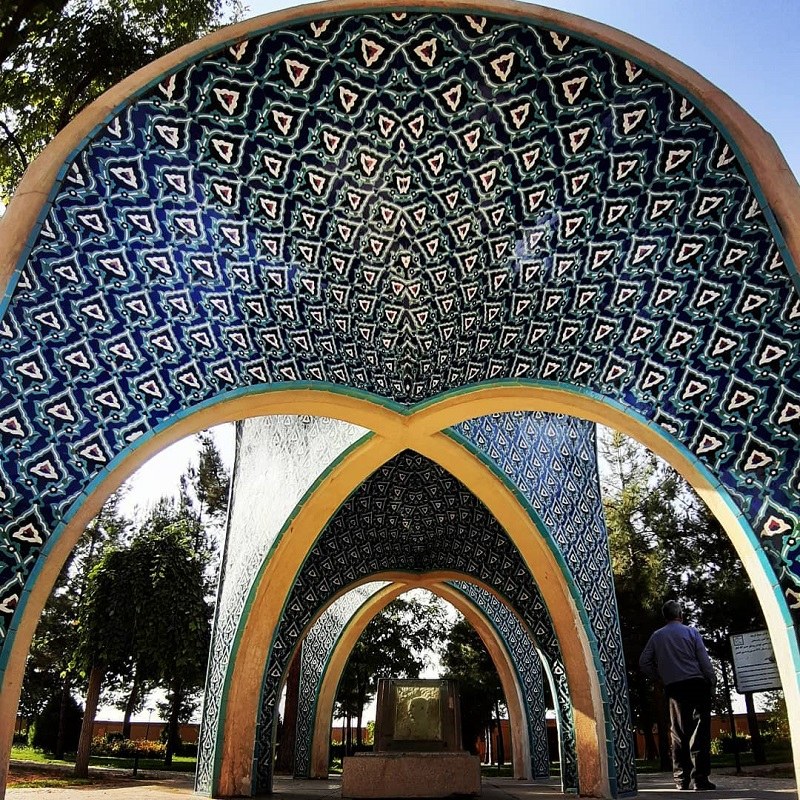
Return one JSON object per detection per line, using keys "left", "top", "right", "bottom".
{"left": 341, "top": 752, "right": 481, "bottom": 798}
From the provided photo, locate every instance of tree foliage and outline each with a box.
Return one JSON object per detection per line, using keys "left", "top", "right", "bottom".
{"left": 187, "top": 432, "right": 231, "bottom": 524}
{"left": 21, "top": 430, "right": 229, "bottom": 764}
{"left": 73, "top": 513, "right": 212, "bottom": 770}
{"left": 600, "top": 428, "right": 766, "bottom": 758}
{"left": 440, "top": 616, "right": 504, "bottom": 755}
{"left": 600, "top": 430, "right": 678, "bottom": 760}
{"left": 182, "top": 432, "right": 231, "bottom": 564}
{"left": 21, "top": 490, "right": 128, "bottom": 754}
{"left": 335, "top": 593, "right": 448, "bottom": 747}
{"left": 0, "top": 0, "right": 243, "bottom": 204}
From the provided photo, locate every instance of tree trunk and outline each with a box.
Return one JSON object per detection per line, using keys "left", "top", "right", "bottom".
{"left": 122, "top": 670, "right": 141, "bottom": 740}
{"left": 355, "top": 668, "right": 367, "bottom": 749}
{"left": 275, "top": 648, "right": 301, "bottom": 774}
{"left": 55, "top": 678, "right": 71, "bottom": 759}
{"left": 345, "top": 712, "right": 353, "bottom": 756}
{"left": 75, "top": 663, "right": 104, "bottom": 777}
{"left": 494, "top": 699, "right": 505, "bottom": 767}
{"left": 744, "top": 692, "right": 766, "bottom": 764}
{"left": 356, "top": 706, "right": 364, "bottom": 748}
{"left": 164, "top": 678, "right": 183, "bottom": 766}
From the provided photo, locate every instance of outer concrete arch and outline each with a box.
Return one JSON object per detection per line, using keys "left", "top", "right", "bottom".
{"left": 2, "top": 0, "right": 799, "bottom": 276}
{"left": 301, "top": 575, "right": 537, "bottom": 782}
{"left": 215, "top": 407, "right": 608, "bottom": 796}
{"left": 0, "top": 6, "right": 797, "bottom": 649}
{"left": 0, "top": 0, "right": 799, "bottom": 795}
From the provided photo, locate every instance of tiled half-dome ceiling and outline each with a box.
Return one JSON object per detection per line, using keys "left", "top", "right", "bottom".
{"left": 0, "top": 9, "right": 798, "bottom": 643}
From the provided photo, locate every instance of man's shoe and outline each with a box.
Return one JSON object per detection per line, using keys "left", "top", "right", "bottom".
{"left": 675, "top": 781, "right": 691, "bottom": 790}
{"left": 693, "top": 780, "right": 716, "bottom": 791}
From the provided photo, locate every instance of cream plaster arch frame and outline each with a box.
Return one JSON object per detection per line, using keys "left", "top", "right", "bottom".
{"left": 209, "top": 388, "right": 800, "bottom": 795}
{"left": 0, "top": 0, "right": 798, "bottom": 795}
{"left": 294, "top": 575, "right": 539, "bottom": 782}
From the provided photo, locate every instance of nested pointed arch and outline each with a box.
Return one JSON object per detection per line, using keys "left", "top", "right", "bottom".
{"left": 296, "top": 576, "right": 546, "bottom": 783}
{"left": 0, "top": 0, "right": 799, "bottom": 795}
{"left": 211, "top": 411, "right": 609, "bottom": 796}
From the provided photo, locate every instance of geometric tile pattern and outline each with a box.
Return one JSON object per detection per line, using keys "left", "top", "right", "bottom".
{"left": 196, "top": 416, "right": 368, "bottom": 793}
{"left": 254, "top": 450, "right": 580, "bottom": 794}
{"left": 1, "top": 10, "right": 798, "bottom": 669}
{"left": 447, "top": 579, "right": 551, "bottom": 779}
{"left": 294, "top": 581, "right": 389, "bottom": 778}
{"left": 456, "top": 413, "right": 635, "bottom": 794}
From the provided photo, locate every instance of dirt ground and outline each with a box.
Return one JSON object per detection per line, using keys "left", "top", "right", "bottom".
{"left": 7, "top": 761, "right": 193, "bottom": 791}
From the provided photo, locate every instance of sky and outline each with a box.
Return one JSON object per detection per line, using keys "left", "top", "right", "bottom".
{"left": 114, "top": 0, "right": 797, "bottom": 721}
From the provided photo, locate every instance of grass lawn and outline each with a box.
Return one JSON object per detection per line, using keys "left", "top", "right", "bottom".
{"left": 480, "top": 764, "right": 515, "bottom": 778}
{"left": 635, "top": 744, "right": 794, "bottom": 776}
{"left": 10, "top": 776, "right": 95, "bottom": 789}
{"left": 10, "top": 745, "right": 197, "bottom": 773}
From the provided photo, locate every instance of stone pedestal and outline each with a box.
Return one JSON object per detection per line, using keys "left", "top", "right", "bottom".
{"left": 341, "top": 752, "right": 481, "bottom": 798}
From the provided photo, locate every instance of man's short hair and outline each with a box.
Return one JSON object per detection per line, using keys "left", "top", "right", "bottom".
{"left": 662, "top": 600, "right": 682, "bottom": 621}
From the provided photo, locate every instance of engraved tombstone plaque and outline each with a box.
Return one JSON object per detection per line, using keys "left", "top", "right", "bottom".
{"left": 343, "top": 679, "right": 479, "bottom": 797}
{"left": 374, "top": 679, "right": 461, "bottom": 752}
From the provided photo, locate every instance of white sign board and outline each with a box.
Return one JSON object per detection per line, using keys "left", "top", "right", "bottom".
{"left": 730, "top": 630, "right": 781, "bottom": 694}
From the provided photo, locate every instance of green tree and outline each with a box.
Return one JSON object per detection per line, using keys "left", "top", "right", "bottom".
{"left": 134, "top": 518, "right": 212, "bottom": 764}
{"left": 670, "top": 503, "right": 764, "bottom": 664}
{"left": 600, "top": 429, "right": 681, "bottom": 764}
{"left": 335, "top": 594, "right": 448, "bottom": 751}
{"left": 73, "top": 541, "right": 142, "bottom": 776}
{"left": 21, "top": 490, "right": 128, "bottom": 756}
{"left": 188, "top": 432, "right": 231, "bottom": 524}
{"left": 73, "top": 515, "right": 212, "bottom": 774}
{"left": 761, "top": 691, "right": 790, "bottom": 741}
{"left": 600, "top": 429, "right": 768, "bottom": 762}
{"left": 182, "top": 432, "right": 230, "bottom": 559}
{"left": 440, "top": 616, "right": 504, "bottom": 758}
{"left": 20, "top": 586, "right": 80, "bottom": 753}
{"left": 0, "top": 0, "right": 243, "bottom": 204}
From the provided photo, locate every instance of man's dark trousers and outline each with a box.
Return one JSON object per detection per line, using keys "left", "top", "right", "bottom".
{"left": 666, "top": 677, "right": 712, "bottom": 785}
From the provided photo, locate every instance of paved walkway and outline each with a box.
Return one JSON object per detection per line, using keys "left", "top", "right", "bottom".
{"left": 5, "top": 771, "right": 797, "bottom": 799}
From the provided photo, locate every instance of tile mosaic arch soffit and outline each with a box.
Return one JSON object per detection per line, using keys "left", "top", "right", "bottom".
{"left": 0, "top": 3, "right": 799, "bottom": 646}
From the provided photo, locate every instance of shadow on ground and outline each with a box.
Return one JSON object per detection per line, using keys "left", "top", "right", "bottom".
{"left": 6, "top": 763, "right": 797, "bottom": 800}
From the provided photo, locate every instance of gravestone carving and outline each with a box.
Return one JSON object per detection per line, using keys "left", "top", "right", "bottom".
{"left": 374, "top": 679, "right": 460, "bottom": 752}
{"left": 343, "top": 678, "right": 480, "bottom": 798}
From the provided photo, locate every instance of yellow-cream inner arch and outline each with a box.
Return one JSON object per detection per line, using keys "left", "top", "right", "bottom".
{"left": 300, "top": 576, "right": 538, "bottom": 781}
{"left": 1, "top": 386, "right": 797, "bottom": 796}
{"left": 216, "top": 392, "right": 608, "bottom": 795}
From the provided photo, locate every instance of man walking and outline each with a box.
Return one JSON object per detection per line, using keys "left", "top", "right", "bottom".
{"left": 640, "top": 600, "right": 717, "bottom": 791}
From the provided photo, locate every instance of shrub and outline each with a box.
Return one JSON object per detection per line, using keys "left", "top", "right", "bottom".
{"left": 712, "top": 734, "right": 751, "bottom": 754}
{"left": 90, "top": 736, "right": 166, "bottom": 758}
{"left": 176, "top": 741, "right": 198, "bottom": 758}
